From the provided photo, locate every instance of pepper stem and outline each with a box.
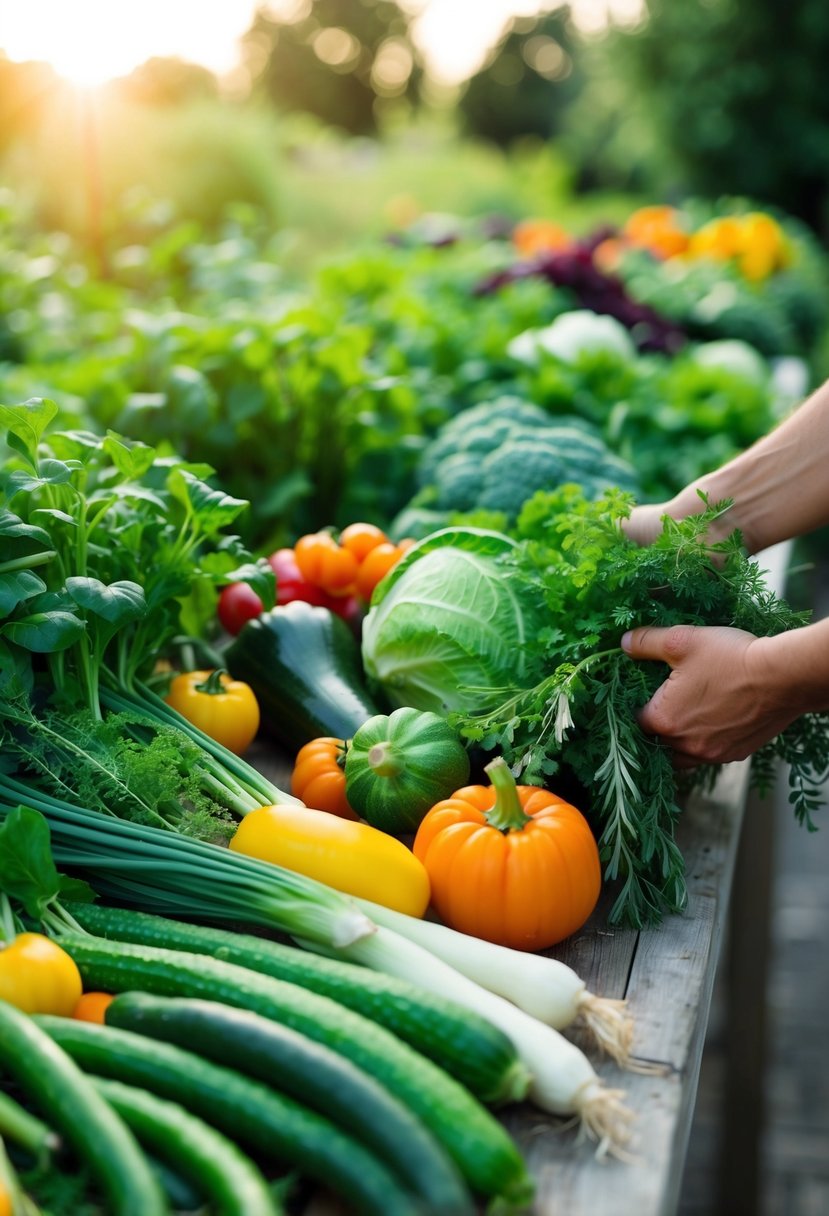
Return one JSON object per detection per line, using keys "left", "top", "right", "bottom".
{"left": 194, "top": 668, "right": 229, "bottom": 696}
{"left": 484, "top": 757, "right": 531, "bottom": 833}
{"left": 368, "top": 741, "right": 404, "bottom": 778}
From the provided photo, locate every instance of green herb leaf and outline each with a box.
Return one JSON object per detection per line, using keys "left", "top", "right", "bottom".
{"left": 0, "top": 610, "right": 86, "bottom": 653}
{"left": 0, "top": 806, "right": 61, "bottom": 918}
{"left": 65, "top": 577, "right": 146, "bottom": 626}
{"left": 0, "top": 398, "right": 59, "bottom": 464}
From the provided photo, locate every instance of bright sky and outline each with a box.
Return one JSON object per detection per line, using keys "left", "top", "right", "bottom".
{"left": 0, "top": 0, "right": 640, "bottom": 88}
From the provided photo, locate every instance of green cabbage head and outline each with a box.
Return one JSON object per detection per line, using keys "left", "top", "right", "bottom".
{"left": 361, "top": 527, "right": 543, "bottom": 716}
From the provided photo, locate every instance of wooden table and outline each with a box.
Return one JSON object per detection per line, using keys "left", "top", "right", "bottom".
{"left": 253, "top": 541, "right": 791, "bottom": 1216}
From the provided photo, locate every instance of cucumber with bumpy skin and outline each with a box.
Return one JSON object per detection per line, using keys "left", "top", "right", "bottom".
{"left": 0, "top": 1000, "right": 167, "bottom": 1216}
{"left": 107, "top": 992, "right": 473, "bottom": 1215}
{"left": 92, "top": 1078, "right": 281, "bottom": 1216}
{"left": 67, "top": 901, "right": 527, "bottom": 1105}
{"left": 36, "top": 1016, "right": 422, "bottom": 1216}
{"left": 56, "top": 933, "right": 533, "bottom": 1208}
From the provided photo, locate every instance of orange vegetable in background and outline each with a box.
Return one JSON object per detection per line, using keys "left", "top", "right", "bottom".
{"left": 339, "top": 522, "right": 388, "bottom": 563}
{"left": 413, "top": 758, "right": 601, "bottom": 951}
{"left": 512, "top": 218, "right": 571, "bottom": 257}
{"left": 355, "top": 541, "right": 405, "bottom": 602}
{"left": 291, "top": 737, "right": 358, "bottom": 820}
{"left": 73, "top": 991, "right": 115, "bottom": 1024}
{"left": 294, "top": 532, "right": 359, "bottom": 596}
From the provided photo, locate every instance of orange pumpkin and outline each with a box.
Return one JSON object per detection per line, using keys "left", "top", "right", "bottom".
{"left": 413, "top": 757, "right": 601, "bottom": 951}
{"left": 291, "top": 737, "right": 358, "bottom": 820}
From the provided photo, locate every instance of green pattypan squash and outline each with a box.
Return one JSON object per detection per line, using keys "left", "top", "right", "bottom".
{"left": 344, "top": 707, "right": 470, "bottom": 835}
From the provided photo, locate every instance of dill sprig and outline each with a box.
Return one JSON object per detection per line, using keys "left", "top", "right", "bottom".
{"left": 455, "top": 486, "right": 829, "bottom": 927}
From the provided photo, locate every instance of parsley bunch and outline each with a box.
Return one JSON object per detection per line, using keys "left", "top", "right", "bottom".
{"left": 456, "top": 486, "right": 829, "bottom": 927}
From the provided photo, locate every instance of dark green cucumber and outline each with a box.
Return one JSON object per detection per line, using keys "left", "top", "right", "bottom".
{"left": 0, "top": 1087, "right": 59, "bottom": 1163}
{"left": 58, "top": 933, "right": 532, "bottom": 1207}
{"left": 92, "top": 1078, "right": 281, "bottom": 1216}
{"left": 68, "top": 902, "right": 527, "bottom": 1104}
{"left": 224, "top": 601, "right": 382, "bottom": 750}
{"left": 35, "top": 1017, "right": 421, "bottom": 1216}
{"left": 0, "top": 1001, "right": 167, "bottom": 1216}
{"left": 108, "top": 992, "right": 472, "bottom": 1215}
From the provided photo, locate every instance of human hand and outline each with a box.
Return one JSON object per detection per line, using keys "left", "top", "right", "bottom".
{"left": 621, "top": 503, "right": 669, "bottom": 548}
{"left": 620, "top": 624, "right": 800, "bottom": 767}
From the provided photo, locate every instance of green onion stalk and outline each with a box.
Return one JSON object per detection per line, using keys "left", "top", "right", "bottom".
{"left": 0, "top": 790, "right": 371, "bottom": 950}
{"left": 0, "top": 790, "right": 634, "bottom": 1155}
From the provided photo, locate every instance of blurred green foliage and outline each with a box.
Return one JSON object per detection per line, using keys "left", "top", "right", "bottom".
{"left": 622, "top": 0, "right": 829, "bottom": 232}
{"left": 1, "top": 190, "right": 814, "bottom": 553}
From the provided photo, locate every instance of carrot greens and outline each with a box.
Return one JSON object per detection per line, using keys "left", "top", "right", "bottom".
{"left": 455, "top": 486, "right": 829, "bottom": 927}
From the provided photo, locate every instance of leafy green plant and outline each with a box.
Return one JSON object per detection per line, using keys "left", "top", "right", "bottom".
{"left": 443, "top": 488, "right": 829, "bottom": 927}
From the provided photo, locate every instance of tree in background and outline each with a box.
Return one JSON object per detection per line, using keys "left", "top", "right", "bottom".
{"left": 242, "top": 0, "right": 422, "bottom": 136}
{"left": 116, "top": 58, "right": 219, "bottom": 107}
{"left": 616, "top": 0, "right": 829, "bottom": 233}
{"left": 458, "top": 8, "right": 584, "bottom": 147}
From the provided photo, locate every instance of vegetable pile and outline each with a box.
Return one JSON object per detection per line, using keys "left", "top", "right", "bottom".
{"left": 363, "top": 491, "right": 829, "bottom": 926}
{"left": 3, "top": 186, "right": 829, "bottom": 1214}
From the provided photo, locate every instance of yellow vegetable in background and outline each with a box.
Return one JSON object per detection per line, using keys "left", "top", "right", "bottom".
{"left": 229, "top": 804, "right": 430, "bottom": 917}
{"left": 0, "top": 933, "right": 82, "bottom": 1015}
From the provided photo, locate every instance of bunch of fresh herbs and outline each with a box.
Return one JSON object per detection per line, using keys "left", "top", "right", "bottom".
{"left": 456, "top": 486, "right": 829, "bottom": 927}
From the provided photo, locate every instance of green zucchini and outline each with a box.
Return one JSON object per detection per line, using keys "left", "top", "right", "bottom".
{"left": 91, "top": 1077, "right": 281, "bottom": 1216}
{"left": 108, "top": 992, "right": 472, "bottom": 1215}
{"left": 57, "top": 933, "right": 532, "bottom": 1207}
{"left": 225, "top": 601, "right": 382, "bottom": 751}
{"left": 68, "top": 902, "right": 526, "bottom": 1104}
{"left": 0, "top": 1000, "right": 167, "bottom": 1216}
{"left": 36, "top": 1016, "right": 421, "bottom": 1216}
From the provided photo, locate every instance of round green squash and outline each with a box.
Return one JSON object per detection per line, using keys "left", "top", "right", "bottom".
{"left": 344, "top": 707, "right": 470, "bottom": 836}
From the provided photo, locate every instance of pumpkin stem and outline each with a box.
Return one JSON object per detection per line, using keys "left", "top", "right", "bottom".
{"left": 368, "top": 741, "right": 404, "bottom": 779}
{"left": 484, "top": 757, "right": 532, "bottom": 833}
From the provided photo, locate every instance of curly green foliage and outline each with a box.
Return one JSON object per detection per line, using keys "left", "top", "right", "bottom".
{"left": 404, "top": 396, "right": 640, "bottom": 528}
{"left": 454, "top": 486, "right": 829, "bottom": 927}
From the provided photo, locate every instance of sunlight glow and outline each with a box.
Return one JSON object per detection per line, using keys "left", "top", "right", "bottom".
{"left": 0, "top": 0, "right": 250, "bottom": 87}
{"left": 0, "top": 0, "right": 642, "bottom": 89}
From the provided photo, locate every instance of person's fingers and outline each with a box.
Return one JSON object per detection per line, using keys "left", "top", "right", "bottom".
{"left": 621, "top": 624, "right": 698, "bottom": 664}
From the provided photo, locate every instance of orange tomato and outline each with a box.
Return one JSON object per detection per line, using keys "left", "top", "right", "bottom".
{"left": 339, "top": 522, "right": 389, "bottom": 563}
{"left": 355, "top": 542, "right": 405, "bottom": 602}
{"left": 294, "top": 533, "right": 359, "bottom": 596}
{"left": 414, "top": 758, "right": 601, "bottom": 951}
{"left": 291, "top": 737, "right": 358, "bottom": 820}
{"left": 72, "top": 991, "right": 115, "bottom": 1024}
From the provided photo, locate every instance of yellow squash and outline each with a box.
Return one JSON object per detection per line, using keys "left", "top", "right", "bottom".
{"left": 229, "top": 804, "right": 430, "bottom": 917}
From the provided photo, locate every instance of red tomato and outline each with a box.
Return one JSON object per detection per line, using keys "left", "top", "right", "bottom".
{"left": 218, "top": 582, "right": 264, "bottom": 635}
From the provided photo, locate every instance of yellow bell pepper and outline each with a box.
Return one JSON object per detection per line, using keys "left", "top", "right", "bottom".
{"left": 0, "top": 933, "right": 82, "bottom": 1016}
{"left": 229, "top": 804, "right": 430, "bottom": 918}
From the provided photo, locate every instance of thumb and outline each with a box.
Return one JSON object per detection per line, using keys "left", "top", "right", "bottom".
{"left": 621, "top": 624, "right": 696, "bottom": 665}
